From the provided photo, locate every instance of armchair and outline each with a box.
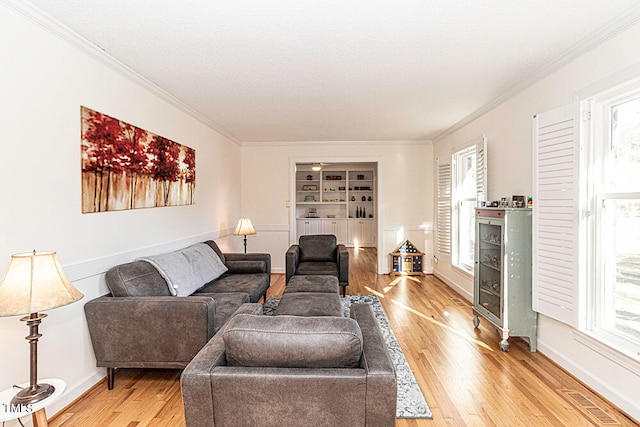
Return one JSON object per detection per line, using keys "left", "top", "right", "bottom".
{"left": 181, "top": 303, "right": 397, "bottom": 427}
{"left": 286, "top": 234, "right": 349, "bottom": 296}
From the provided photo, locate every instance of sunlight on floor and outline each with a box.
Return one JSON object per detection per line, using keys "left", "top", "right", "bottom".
{"left": 382, "top": 275, "right": 421, "bottom": 293}
{"left": 365, "top": 284, "right": 494, "bottom": 352}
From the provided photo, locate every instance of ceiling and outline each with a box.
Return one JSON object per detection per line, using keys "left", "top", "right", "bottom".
{"left": 23, "top": 0, "right": 640, "bottom": 143}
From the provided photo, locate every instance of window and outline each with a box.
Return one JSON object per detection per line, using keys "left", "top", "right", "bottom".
{"left": 533, "top": 79, "right": 640, "bottom": 359}
{"left": 591, "top": 87, "right": 640, "bottom": 350}
{"left": 452, "top": 146, "right": 478, "bottom": 273}
{"left": 435, "top": 136, "right": 486, "bottom": 271}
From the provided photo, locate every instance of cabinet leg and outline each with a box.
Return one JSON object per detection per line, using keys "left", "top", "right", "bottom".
{"left": 473, "top": 315, "right": 480, "bottom": 328}
{"left": 499, "top": 338, "right": 510, "bottom": 352}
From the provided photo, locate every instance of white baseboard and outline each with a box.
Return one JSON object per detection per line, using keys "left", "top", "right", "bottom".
{"left": 537, "top": 340, "right": 640, "bottom": 422}
{"left": 433, "top": 270, "right": 473, "bottom": 302}
{"left": 50, "top": 371, "right": 105, "bottom": 416}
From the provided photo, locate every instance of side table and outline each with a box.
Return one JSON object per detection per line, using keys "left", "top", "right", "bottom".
{"left": 0, "top": 379, "right": 65, "bottom": 427}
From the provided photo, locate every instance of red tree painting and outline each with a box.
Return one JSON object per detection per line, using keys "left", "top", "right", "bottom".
{"left": 81, "top": 106, "right": 196, "bottom": 213}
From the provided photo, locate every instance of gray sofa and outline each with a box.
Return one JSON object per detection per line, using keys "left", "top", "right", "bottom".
{"left": 84, "top": 240, "right": 270, "bottom": 389}
{"left": 181, "top": 303, "right": 397, "bottom": 427}
{"left": 286, "top": 234, "right": 349, "bottom": 296}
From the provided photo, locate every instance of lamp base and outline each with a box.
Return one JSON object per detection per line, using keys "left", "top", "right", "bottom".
{"left": 11, "top": 383, "right": 55, "bottom": 405}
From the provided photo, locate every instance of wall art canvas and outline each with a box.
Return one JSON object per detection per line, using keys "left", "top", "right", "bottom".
{"left": 81, "top": 106, "right": 196, "bottom": 213}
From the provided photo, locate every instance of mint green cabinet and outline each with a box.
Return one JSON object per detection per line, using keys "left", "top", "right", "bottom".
{"left": 473, "top": 208, "right": 537, "bottom": 352}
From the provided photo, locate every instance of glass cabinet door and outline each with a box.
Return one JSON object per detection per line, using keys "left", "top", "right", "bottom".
{"left": 476, "top": 220, "right": 503, "bottom": 325}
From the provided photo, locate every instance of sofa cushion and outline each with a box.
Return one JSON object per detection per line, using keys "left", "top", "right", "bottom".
{"left": 105, "top": 261, "right": 172, "bottom": 297}
{"left": 138, "top": 243, "right": 228, "bottom": 296}
{"left": 223, "top": 314, "right": 363, "bottom": 368}
{"left": 196, "top": 273, "right": 269, "bottom": 303}
{"left": 224, "top": 260, "right": 266, "bottom": 274}
{"left": 298, "top": 235, "right": 337, "bottom": 262}
{"left": 196, "top": 292, "right": 250, "bottom": 333}
{"left": 295, "top": 262, "right": 339, "bottom": 277}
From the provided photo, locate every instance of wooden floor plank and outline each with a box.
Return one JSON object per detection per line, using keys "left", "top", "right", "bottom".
{"left": 50, "top": 248, "right": 638, "bottom": 427}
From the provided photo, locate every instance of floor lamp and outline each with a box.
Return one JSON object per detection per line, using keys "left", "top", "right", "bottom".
{"left": 234, "top": 218, "right": 256, "bottom": 253}
{"left": 0, "top": 251, "right": 84, "bottom": 405}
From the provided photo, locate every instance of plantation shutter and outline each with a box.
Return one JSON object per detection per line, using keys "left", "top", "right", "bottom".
{"left": 476, "top": 135, "right": 487, "bottom": 203}
{"left": 436, "top": 156, "right": 452, "bottom": 259}
{"left": 532, "top": 103, "right": 582, "bottom": 328}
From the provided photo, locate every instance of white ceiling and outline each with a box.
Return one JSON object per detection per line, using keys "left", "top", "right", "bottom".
{"left": 22, "top": 0, "right": 640, "bottom": 143}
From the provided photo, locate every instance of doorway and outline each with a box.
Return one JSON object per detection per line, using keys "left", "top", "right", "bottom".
{"left": 291, "top": 161, "right": 379, "bottom": 251}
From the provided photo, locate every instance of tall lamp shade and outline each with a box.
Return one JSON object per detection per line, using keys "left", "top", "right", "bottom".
{"left": 0, "top": 251, "right": 84, "bottom": 405}
{"left": 233, "top": 218, "right": 256, "bottom": 253}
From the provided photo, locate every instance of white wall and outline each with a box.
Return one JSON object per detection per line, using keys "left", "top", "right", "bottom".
{"left": 433, "top": 20, "right": 640, "bottom": 421}
{"left": 240, "top": 142, "right": 434, "bottom": 275}
{"left": 7, "top": 0, "right": 637, "bottom": 422}
{"left": 0, "top": 4, "right": 243, "bottom": 423}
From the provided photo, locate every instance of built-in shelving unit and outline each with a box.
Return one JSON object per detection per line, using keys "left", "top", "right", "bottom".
{"left": 295, "top": 165, "right": 376, "bottom": 246}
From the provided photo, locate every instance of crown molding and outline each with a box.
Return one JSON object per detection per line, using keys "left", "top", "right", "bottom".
{"left": 2, "top": 0, "right": 242, "bottom": 145}
{"left": 10, "top": 0, "right": 640, "bottom": 148}
{"left": 432, "top": 4, "right": 640, "bottom": 143}
{"left": 241, "top": 139, "right": 432, "bottom": 147}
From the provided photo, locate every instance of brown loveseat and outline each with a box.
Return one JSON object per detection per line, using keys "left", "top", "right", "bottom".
{"left": 181, "top": 303, "right": 397, "bottom": 427}
{"left": 84, "top": 240, "right": 270, "bottom": 389}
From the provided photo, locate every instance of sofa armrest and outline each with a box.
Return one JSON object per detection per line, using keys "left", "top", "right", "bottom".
{"left": 181, "top": 303, "right": 262, "bottom": 427}
{"left": 337, "top": 244, "right": 349, "bottom": 285}
{"left": 224, "top": 253, "right": 271, "bottom": 275}
{"left": 350, "top": 304, "right": 397, "bottom": 426}
{"left": 84, "top": 295, "right": 217, "bottom": 368}
{"left": 285, "top": 245, "right": 300, "bottom": 283}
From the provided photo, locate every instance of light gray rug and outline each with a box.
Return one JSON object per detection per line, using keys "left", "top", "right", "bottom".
{"left": 263, "top": 294, "right": 433, "bottom": 419}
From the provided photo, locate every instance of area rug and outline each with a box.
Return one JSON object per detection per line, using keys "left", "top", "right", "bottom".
{"left": 263, "top": 294, "right": 433, "bottom": 419}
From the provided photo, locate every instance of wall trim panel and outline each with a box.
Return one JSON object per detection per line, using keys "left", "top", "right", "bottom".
{"left": 63, "top": 231, "right": 221, "bottom": 282}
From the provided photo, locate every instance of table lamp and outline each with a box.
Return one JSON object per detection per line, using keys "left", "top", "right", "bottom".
{"left": 233, "top": 218, "right": 256, "bottom": 253}
{"left": 0, "top": 250, "right": 84, "bottom": 405}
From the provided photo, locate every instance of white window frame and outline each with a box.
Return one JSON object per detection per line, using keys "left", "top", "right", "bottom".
{"left": 452, "top": 145, "right": 478, "bottom": 273}
{"left": 450, "top": 136, "right": 487, "bottom": 274}
{"left": 587, "top": 82, "right": 640, "bottom": 356}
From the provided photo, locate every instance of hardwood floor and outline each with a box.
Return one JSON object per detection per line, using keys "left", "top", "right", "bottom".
{"left": 50, "top": 248, "right": 638, "bottom": 426}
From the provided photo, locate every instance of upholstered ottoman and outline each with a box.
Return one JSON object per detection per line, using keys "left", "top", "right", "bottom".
{"left": 284, "top": 275, "right": 339, "bottom": 294}
{"left": 274, "top": 292, "right": 342, "bottom": 317}
{"left": 275, "top": 275, "right": 342, "bottom": 317}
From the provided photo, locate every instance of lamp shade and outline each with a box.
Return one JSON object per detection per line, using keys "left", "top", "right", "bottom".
{"left": 0, "top": 251, "right": 84, "bottom": 317}
{"left": 233, "top": 218, "right": 256, "bottom": 236}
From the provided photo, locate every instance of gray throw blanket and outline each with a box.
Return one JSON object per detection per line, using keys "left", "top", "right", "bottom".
{"left": 139, "top": 243, "right": 228, "bottom": 296}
